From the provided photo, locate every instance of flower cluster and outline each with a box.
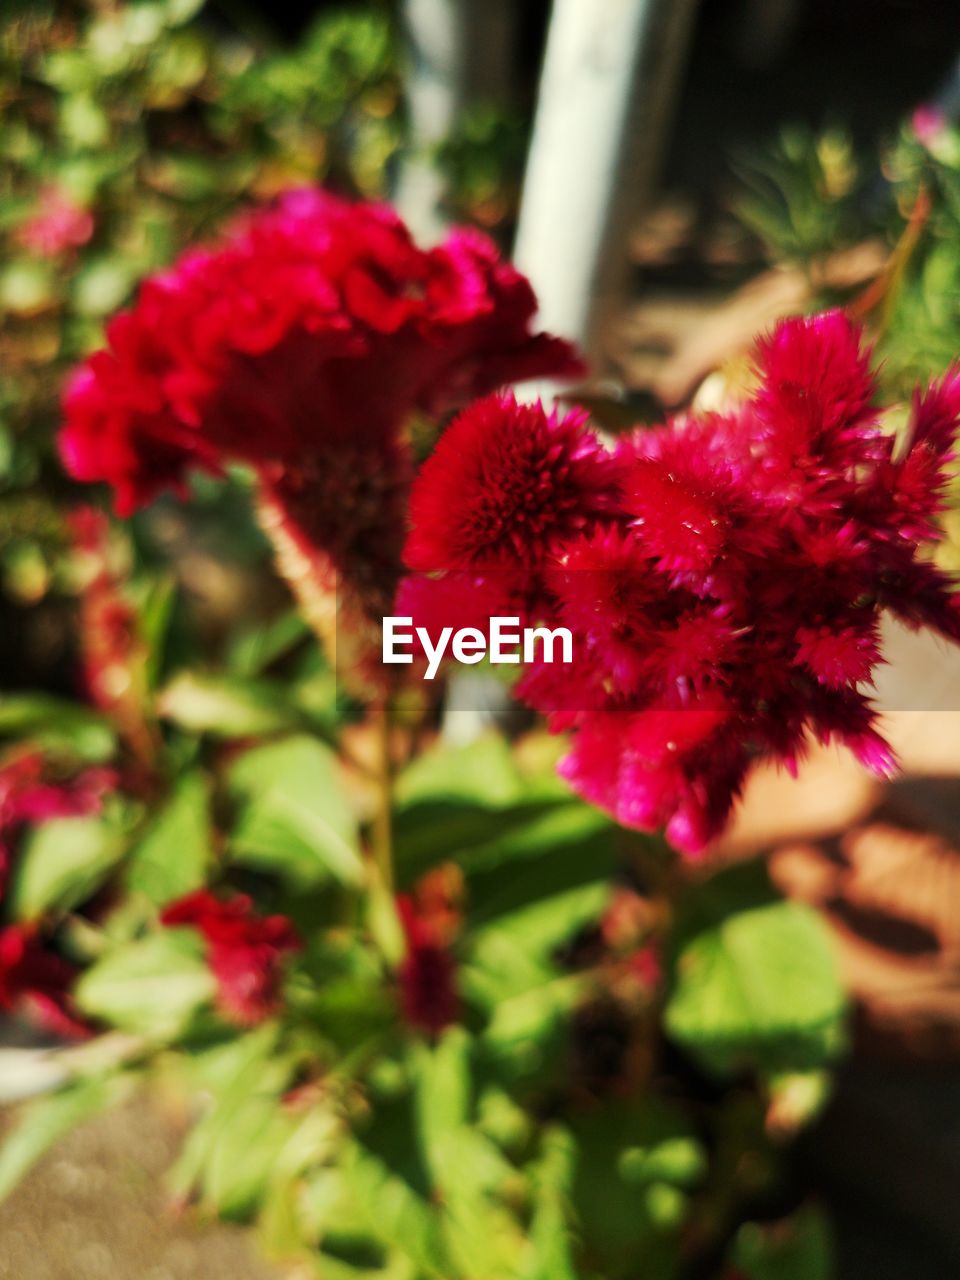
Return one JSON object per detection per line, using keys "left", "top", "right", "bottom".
{"left": 60, "top": 190, "right": 580, "bottom": 666}
{"left": 402, "top": 313, "right": 960, "bottom": 853}
{"left": 161, "top": 889, "right": 301, "bottom": 1025}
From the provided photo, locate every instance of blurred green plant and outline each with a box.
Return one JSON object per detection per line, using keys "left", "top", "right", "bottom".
{"left": 436, "top": 103, "right": 528, "bottom": 229}
{"left": 0, "top": 506, "right": 843, "bottom": 1276}
{"left": 0, "top": 0, "right": 402, "bottom": 601}
{"left": 732, "top": 111, "right": 960, "bottom": 567}
{"left": 732, "top": 124, "right": 866, "bottom": 267}
{"left": 0, "top": 9, "right": 852, "bottom": 1277}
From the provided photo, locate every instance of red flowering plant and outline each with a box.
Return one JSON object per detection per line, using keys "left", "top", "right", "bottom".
{"left": 60, "top": 189, "right": 580, "bottom": 679}
{"left": 402, "top": 313, "right": 960, "bottom": 853}
{"left": 2, "top": 185, "right": 958, "bottom": 1280}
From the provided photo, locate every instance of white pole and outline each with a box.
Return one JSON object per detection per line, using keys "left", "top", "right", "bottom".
{"left": 513, "top": 0, "right": 699, "bottom": 381}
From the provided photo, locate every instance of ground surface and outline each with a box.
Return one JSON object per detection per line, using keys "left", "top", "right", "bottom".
{"left": 0, "top": 1098, "right": 286, "bottom": 1280}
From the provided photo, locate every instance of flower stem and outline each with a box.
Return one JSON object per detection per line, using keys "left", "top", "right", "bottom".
{"left": 371, "top": 696, "right": 394, "bottom": 895}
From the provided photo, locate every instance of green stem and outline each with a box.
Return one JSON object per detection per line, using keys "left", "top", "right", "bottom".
{"left": 372, "top": 697, "right": 394, "bottom": 896}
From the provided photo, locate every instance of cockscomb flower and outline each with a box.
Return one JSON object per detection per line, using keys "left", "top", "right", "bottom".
{"left": 0, "top": 923, "right": 90, "bottom": 1039}
{"left": 402, "top": 311, "right": 960, "bottom": 854}
{"left": 59, "top": 190, "right": 581, "bottom": 675}
{"left": 405, "top": 394, "right": 622, "bottom": 573}
{"left": 161, "top": 890, "right": 301, "bottom": 1025}
{"left": 396, "top": 889, "right": 460, "bottom": 1036}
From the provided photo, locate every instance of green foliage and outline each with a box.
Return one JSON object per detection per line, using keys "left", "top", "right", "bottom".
{"left": 732, "top": 125, "right": 865, "bottom": 263}
{"left": 666, "top": 896, "right": 846, "bottom": 1076}
{"left": 436, "top": 104, "right": 528, "bottom": 227}
{"left": 569, "top": 1100, "right": 705, "bottom": 1279}
{"left": 0, "top": 8, "right": 874, "bottom": 1277}
{"left": 157, "top": 670, "right": 306, "bottom": 738}
{"left": 0, "top": 694, "right": 116, "bottom": 762}
{"left": 75, "top": 928, "right": 216, "bottom": 1038}
{"left": 730, "top": 1205, "right": 835, "bottom": 1280}
{"left": 10, "top": 813, "right": 125, "bottom": 920}
{"left": 228, "top": 734, "right": 364, "bottom": 888}
{"left": 126, "top": 770, "right": 212, "bottom": 904}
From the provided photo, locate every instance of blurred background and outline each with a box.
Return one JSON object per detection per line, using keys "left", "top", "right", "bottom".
{"left": 2, "top": 1, "right": 960, "bottom": 1277}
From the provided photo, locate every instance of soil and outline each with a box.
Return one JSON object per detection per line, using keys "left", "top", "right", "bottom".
{"left": 0, "top": 1097, "right": 288, "bottom": 1280}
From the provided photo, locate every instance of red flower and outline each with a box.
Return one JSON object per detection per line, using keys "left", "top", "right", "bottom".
{"left": 0, "top": 924, "right": 89, "bottom": 1039}
{"left": 396, "top": 893, "right": 459, "bottom": 1035}
{"left": 58, "top": 191, "right": 581, "bottom": 507}
{"left": 60, "top": 190, "right": 580, "bottom": 668}
{"left": 402, "top": 312, "right": 960, "bottom": 854}
{"left": 405, "top": 393, "right": 621, "bottom": 573}
{"left": 161, "top": 890, "right": 300, "bottom": 1025}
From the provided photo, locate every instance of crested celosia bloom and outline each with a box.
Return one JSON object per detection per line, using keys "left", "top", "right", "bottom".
{"left": 0, "top": 752, "right": 115, "bottom": 901}
{"left": 59, "top": 190, "right": 581, "bottom": 669}
{"left": 396, "top": 891, "right": 459, "bottom": 1035}
{"left": 402, "top": 312, "right": 960, "bottom": 854}
{"left": 161, "top": 889, "right": 301, "bottom": 1025}
{"left": 0, "top": 923, "right": 89, "bottom": 1039}
{"left": 405, "top": 394, "right": 622, "bottom": 573}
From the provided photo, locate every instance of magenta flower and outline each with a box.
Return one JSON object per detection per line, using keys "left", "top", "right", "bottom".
{"left": 0, "top": 924, "right": 90, "bottom": 1039}
{"left": 405, "top": 394, "right": 621, "bottom": 573}
{"left": 161, "top": 889, "right": 301, "bottom": 1025}
{"left": 403, "top": 313, "right": 960, "bottom": 854}
{"left": 17, "top": 186, "right": 94, "bottom": 257}
{"left": 60, "top": 190, "right": 581, "bottom": 665}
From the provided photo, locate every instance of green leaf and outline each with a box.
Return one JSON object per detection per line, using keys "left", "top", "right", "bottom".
{"left": 413, "top": 1029, "right": 471, "bottom": 1164}
{"left": 135, "top": 573, "right": 177, "bottom": 690}
{"left": 461, "top": 819, "right": 619, "bottom": 1081}
{"left": 75, "top": 930, "right": 216, "bottom": 1040}
{"left": 228, "top": 735, "right": 363, "bottom": 887}
{"left": 395, "top": 735, "right": 524, "bottom": 810}
{"left": 10, "top": 816, "right": 124, "bottom": 921}
{"left": 665, "top": 899, "right": 847, "bottom": 1076}
{"left": 345, "top": 1091, "right": 451, "bottom": 1277}
{"left": 71, "top": 256, "right": 136, "bottom": 317}
{"left": 395, "top": 799, "right": 562, "bottom": 885}
{"left": 569, "top": 1100, "right": 702, "bottom": 1279}
{"left": 731, "top": 1205, "right": 834, "bottom": 1280}
{"left": 0, "top": 694, "right": 115, "bottom": 762}
{"left": 227, "top": 609, "right": 311, "bottom": 677}
{"left": 126, "top": 772, "right": 211, "bottom": 905}
{"left": 0, "top": 1075, "right": 127, "bottom": 1202}
{"left": 523, "top": 1126, "right": 580, "bottom": 1280}
{"left": 157, "top": 671, "right": 302, "bottom": 738}
{"left": 168, "top": 1025, "right": 315, "bottom": 1219}
{"left": 411, "top": 1031, "right": 523, "bottom": 1276}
